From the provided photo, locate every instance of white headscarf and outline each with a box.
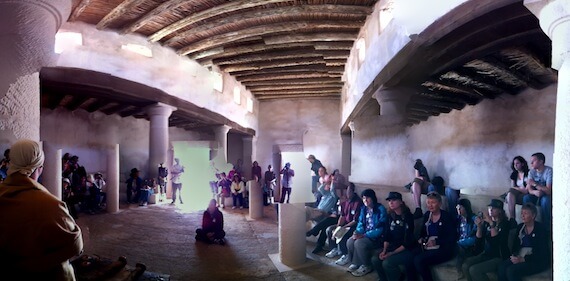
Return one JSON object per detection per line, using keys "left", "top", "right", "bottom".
{"left": 7, "top": 139, "right": 44, "bottom": 176}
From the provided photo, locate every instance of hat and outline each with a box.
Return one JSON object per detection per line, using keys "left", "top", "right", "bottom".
{"left": 488, "top": 199, "right": 504, "bottom": 209}
{"left": 62, "top": 178, "right": 70, "bottom": 184}
{"left": 386, "top": 191, "right": 402, "bottom": 201}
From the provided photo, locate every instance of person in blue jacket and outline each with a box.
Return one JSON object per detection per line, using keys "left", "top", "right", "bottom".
{"left": 456, "top": 198, "right": 480, "bottom": 278}
{"left": 345, "top": 189, "right": 387, "bottom": 277}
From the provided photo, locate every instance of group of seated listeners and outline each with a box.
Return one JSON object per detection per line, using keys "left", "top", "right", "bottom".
{"left": 305, "top": 155, "right": 552, "bottom": 281}
{"left": 61, "top": 153, "right": 107, "bottom": 218}
{"left": 125, "top": 167, "right": 158, "bottom": 206}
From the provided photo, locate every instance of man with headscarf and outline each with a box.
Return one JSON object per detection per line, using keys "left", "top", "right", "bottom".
{"left": 0, "top": 139, "right": 83, "bottom": 280}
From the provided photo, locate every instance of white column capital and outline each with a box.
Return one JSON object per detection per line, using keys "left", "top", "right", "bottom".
{"left": 524, "top": 0, "right": 570, "bottom": 69}
{"left": 145, "top": 102, "right": 176, "bottom": 117}
{"left": 372, "top": 86, "right": 414, "bottom": 116}
{"left": 214, "top": 125, "right": 232, "bottom": 136}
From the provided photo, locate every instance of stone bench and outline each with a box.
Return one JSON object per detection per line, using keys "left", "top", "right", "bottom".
{"left": 431, "top": 258, "right": 552, "bottom": 281}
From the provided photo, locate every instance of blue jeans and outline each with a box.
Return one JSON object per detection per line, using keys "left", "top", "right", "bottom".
{"left": 373, "top": 249, "right": 417, "bottom": 281}
{"left": 139, "top": 189, "right": 153, "bottom": 204}
{"left": 232, "top": 193, "right": 243, "bottom": 207}
{"left": 523, "top": 194, "right": 551, "bottom": 228}
{"left": 497, "top": 259, "right": 549, "bottom": 281}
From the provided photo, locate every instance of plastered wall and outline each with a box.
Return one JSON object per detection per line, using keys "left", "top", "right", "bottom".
{"left": 256, "top": 99, "right": 342, "bottom": 176}
{"left": 349, "top": 84, "right": 556, "bottom": 195}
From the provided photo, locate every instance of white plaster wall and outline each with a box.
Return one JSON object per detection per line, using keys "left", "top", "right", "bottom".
{"left": 350, "top": 85, "right": 556, "bottom": 196}
{"left": 256, "top": 99, "right": 342, "bottom": 174}
{"left": 54, "top": 22, "right": 258, "bottom": 133}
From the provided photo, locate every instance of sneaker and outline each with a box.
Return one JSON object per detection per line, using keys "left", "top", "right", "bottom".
{"left": 351, "top": 265, "right": 372, "bottom": 277}
{"left": 347, "top": 264, "right": 359, "bottom": 272}
{"left": 325, "top": 248, "right": 340, "bottom": 258}
{"left": 232, "top": 206, "right": 236, "bottom": 209}
{"left": 413, "top": 208, "right": 423, "bottom": 219}
{"left": 335, "top": 255, "right": 349, "bottom": 265}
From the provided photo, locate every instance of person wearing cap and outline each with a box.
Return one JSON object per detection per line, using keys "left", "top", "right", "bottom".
{"left": 0, "top": 139, "right": 83, "bottom": 280}
{"left": 126, "top": 168, "right": 143, "bottom": 204}
{"left": 497, "top": 203, "right": 550, "bottom": 281}
{"left": 414, "top": 191, "right": 457, "bottom": 281}
{"left": 307, "top": 154, "right": 323, "bottom": 203}
{"left": 462, "top": 198, "right": 511, "bottom": 281}
{"left": 372, "top": 191, "right": 417, "bottom": 281}
{"left": 345, "top": 189, "right": 387, "bottom": 277}
{"left": 279, "top": 162, "right": 294, "bottom": 203}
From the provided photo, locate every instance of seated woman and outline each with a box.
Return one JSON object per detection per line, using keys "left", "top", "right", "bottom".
{"left": 456, "top": 198, "right": 480, "bottom": 279}
{"left": 195, "top": 199, "right": 226, "bottom": 245}
{"left": 345, "top": 189, "right": 387, "bottom": 277}
{"left": 305, "top": 169, "right": 338, "bottom": 254}
{"left": 230, "top": 174, "right": 245, "bottom": 209}
{"left": 462, "top": 199, "right": 511, "bottom": 281}
{"left": 497, "top": 203, "right": 550, "bottom": 281}
{"left": 505, "top": 156, "right": 529, "bottom": 222}
{"left": 138, "top": 178, "right": 156, "bottom": 206}
{"left": 428, "top": 176, "right": 460, "bottom": 212}
{"left": 324, "top": 182, "right": 362, "bottom": 263}
{"left": 216, "top": 172, "right": 231, "bottom": 208}
{"left": 372, "top": 192, "right": 417, "bottom": 281}
{"left": 414, "top": 191, "right": 456, "bottom": 281}
{"left": 411, "top": 159, "right": 430, "bottom": 218}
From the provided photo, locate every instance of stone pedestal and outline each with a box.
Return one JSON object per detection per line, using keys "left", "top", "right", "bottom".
{"left": 41, "top": 141, "right": 62, "bottom": 199}
{"left": 524, "top": 0, "right": 570, "bottom": 278}
{"left": 146, "top": 103, "right": 175, "bottom": 179}
{"left": 248, "top": 180, "right": 263, "bottom": 219}
{"left": 279, "top": 203, "right": 306, "bottom": 267}
{"left": 107, "top": 144, "right": 120, "bottom": 213}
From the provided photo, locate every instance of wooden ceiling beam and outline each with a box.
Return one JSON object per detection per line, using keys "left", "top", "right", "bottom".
{"left": 119, "top": 106, "right": 143, "bottom": 117}
{"left": 480, "top": 56, "right": 542, "bottom": 89}
{"left": 239, "top": 72, "right": 341, "bottom": 82}
{"left": 165, "top": 5, "right": 371, "bottom": 46}
{"left": 213, "top": 48, "right": 320, "bottom": 65}
{"left": 102, "top": 103, "right": 128, "bottom": 115}
{"left": 243, "top": 78, "right": 341, "bottom": 86}
{"left": 410, "top": 96, "right": 465, "bottom": 111}
{"left": 233, "top": 64, "right": 339, "bottom": 77}
{"left": 192, "top": 43, "right": 314, "bottom": 61}
{"left": 422, "top": 80, "right": 487, "bottom": 102}
{"left": 257, "top": 93, "right": 339, "bottom": 100}
{"left": 247, "top": 83, "right": 344, "bottom": 91}
{"left": 86, "top": 98, "right": 111, "bottom": 113}
{"left": 66, "top": 95, "right": 91, "bottom": 111}
{"left": 43, "top": 93, "right": 66, "bottom": 110}
{"left": 177, "top": 21, "right": 361, "bottom": 56}
{"left": 314, "top": 41, "right": 355, "bottom": 50}
{"left": 69, "top": 0, "right": 91, "bottom": 21}
{"left": 439, "top": 70, "right": 509, "bottom": 96}
{"left": 264, "top": 33, "right": 358, "bottom": 45}
{"left": 97, "top": 0, "right": 143, "bottom": 29}
{"left": 253, "top": 88, "right": 341, "bottom": 95}
{"left": 222, "top": 58, "right": 327, "bottom": 73}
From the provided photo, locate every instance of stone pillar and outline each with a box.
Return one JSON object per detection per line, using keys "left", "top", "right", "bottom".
{"left": 524, "top": 0, "right": 570, "bottom": 278}
{"left": 242, "top": 136, "right": 253, "bottom": 180}
{"left": 41, "top": 142, "right": 62, "bottom": 199}
{"left": 146, "top": 103, "right": 176, "bottom": 179}
{"left": 0, "top": 0, "right": 71, "bottom": 145}
{"left": 106, "top": 144, "right": 120, "bottom": 213}
{"left": 371, "top": 87, "right": 413, "bottom": 126}
{"left": 212, "top": 125, "right": 231, "bottom": 165}
{"left": 279, "top": 203, "right": 306, "bottom": 267}
{"left": 248, "top": 180, "right": 263, "bottom": 219}
{"left": 341, "top": 133, "right": 352, "bottom": 177}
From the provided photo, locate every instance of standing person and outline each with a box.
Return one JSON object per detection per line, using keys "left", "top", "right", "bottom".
{"left": 505, "top": 156, "right": 529, "bottom": 222}
{"left": 0, "top": 139, "right": 83, "bottom": 280}
{"left": 263, "top": 165, "right": 276, "bottom": 205}
{"left": 195, "top": 199, "right": 226, "bottom": 245}
{"left": 94, "top": 172, "right": 106, "bottom": 208}
{"left": 522, "top": 152, "right": 552, "bottom": 230}
{"left": 279, "top": 162, "right": 295, "bottom": 203}
{"left": 411, "top": 159, "right": 430, "bottom": 218}
{"left": 157, "top": 163, "right": 168, "bottom": 201}
{"left": 345, "top": 189, "right": 387, "bottom": 277}
{"left": 170, "top": 158, "right": 185, "bottom": 204}
{"left": 372, "top": 192, "right": 417, "bottom": 281}
{"left": 126, "top": 168, "right": 142, "bottom": 204}
{"left": 497, "top": 203, "right": 550, "bottom": 281}
{"left": 414, "top": 192, "right": 457, "bottom": 281}
{"left": 230, "top": 174, "right": 245, "bottom": 209}
{"left": 307, "top": 155, "right": 323, "bottom": 203}
{"left": 251, "top": 161, "right": 262, "bottom": 182}
{"left": 462, "top": 199, "right": 511, "bottom": 281}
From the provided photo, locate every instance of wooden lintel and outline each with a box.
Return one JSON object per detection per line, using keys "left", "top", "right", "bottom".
{"left": 97, "top": 0, "right": 142, "bottom": 29}
{"left": 264, "top": 33, "right": 358, "bottom": 45}
{"left": 69, "top": 0, "right": 91, "bottom": 21}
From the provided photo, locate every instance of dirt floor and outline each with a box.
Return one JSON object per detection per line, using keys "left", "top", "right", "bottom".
{"left": 76, "top": 202, "right": 379, "bottom": 281}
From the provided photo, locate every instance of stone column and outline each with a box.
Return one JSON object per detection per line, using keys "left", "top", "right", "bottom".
{"left": 146, "top": 103, "right": 176, "bottom": 179}
{"left": 242, "top": 136, "right": 253, "bottom": 180}
{"left": 248, "top": 180, "right": 263, "bottom": 219}
{"left": 0, "top": 0, "right": 71, "bottom": 146}
{"left": 524, "top": 0, "right": 570, "bottom": 278}
{"left": 106, "top": 144, "right": 120, "bottom": 213}
{"left": 212, "top": 125, "right": 231, "bottom": 165}
{"left": 41, "top": 142, "right": 62, "bottom": 199}
{"left": 341, "top": 133, "right": 352, "bottom": 177}
{"left": 279, "top": 203, "right": 306, "bottom": 267}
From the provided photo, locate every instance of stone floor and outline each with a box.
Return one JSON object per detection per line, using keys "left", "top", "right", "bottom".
{"left": 76, "top": 202, "right": 378, "bottom": 281}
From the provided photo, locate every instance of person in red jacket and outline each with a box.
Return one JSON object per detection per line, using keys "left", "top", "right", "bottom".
{"left": 195, "top": 199, "right": 226, "bottom": 245}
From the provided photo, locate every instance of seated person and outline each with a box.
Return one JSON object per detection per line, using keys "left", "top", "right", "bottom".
{"left": 372, "top": 192, "right": 417, "bottom": 281}
{"left": 230, "top": 174, "right": 245, "bottom": 209}
{"left": 497, "top": 203, "right": 550, "bottom": 281}
{"left": 325, "top": 183, "right": 362, "bottom": 264}
{"left": 414, "top": 192, "right": 456, "bottom": 281}
{"left": 411, "top": 159, "right": 430, "bottom": 218}
{"left": 456, "top": 198, "right": 480, "bottom": 279}
{"left": 305, "top": 169, "right": 339, "bottom": 254}
{"left": 505, "top": 156, "right": 529, "bottom": 222}
{"left": 195, "top": 199, "right": 226, "bottom": 245}
{"left": 462, "top": 199, "right": 511, "bottom": 281}
{"left": 216, "top": 172, "right": 231, "bottom": 208}
{"left": 138, "top": 178, "right": 156, "bottom": 206}
{"left": 345, "top": 189, "right": 387, "bottom": 277}
{"left": 522, "top": 152, "right": 552, "bottom": 230}
{"left": 331, "top": 169, "right": 348, "bottom": 198}
{"left": 428, "top": 176, "right": 460, "bottom": 212}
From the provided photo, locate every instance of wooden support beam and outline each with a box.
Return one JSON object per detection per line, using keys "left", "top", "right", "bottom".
{"left": 86, "top": 98, "right": 110, "bottom": 112}
{"left": 193, "top": 43, "right": 314, "bottom": 61}
{"left": 253, "top": 88, "right": 341, "bottom": 95}
{"left": 247, "top": 83, "right": 344, "bottom": 91}
{"left": 314, "top": 41, "right": 355, "bottom": 50}
{"left": 44, "top": 93, "right": 66, "bottom": 110}
{"left": 242, "top": 78, "right": 341, "bottom": 86}
{"left": 422, "top": 80, "right": 487, "bottom": 102}
{"left": 97, "top": 0, "right": 143, "bottom": 29}
{"left": 232, "top": 64, "right": 334, "bottom": 77}
{"left": 222, "top": 58, "right": 327, "bottom": 73}
{"left": 214, "top": 47, "right": 320, "bottom": 65}
{"left": 66, "top": 95, "right": 91, "bottom": 111}
{"left": 238, "top": 72, "right": 341, "bottom": 82}
{"left": 177, "top": 21, "right": 362, "bottom": 56}
{"left": 102, "top": 103, "right": 128, "bottom": 115}
{"left": 438, "top": 70, "right": 508, "bottom": 97}
{"left": 165, "top": 5, "right": 370, "bottom": 46}
{"left": 257, "top": 93, "right": 340, "bottom": 100}
{"left": 69, "top": 0, "right": 91, "bottom": 21}
{"left": 410, "top": 96, "right": 465, "bottom": 111}
{"left": 119, "top": 106, "right": 143, "bottom": 117}
{"left": 325, "top": 59, "right": 348, "bottom": 66}
{"left": 264, "top": 32, "right": 358, "bottom": 45}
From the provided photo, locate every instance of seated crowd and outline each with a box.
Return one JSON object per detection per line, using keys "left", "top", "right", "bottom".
{"left": 61, "top": 153, "right": 107, "bottom": 218}
{"left": 305, "top": 153, "right": 552, "bottom": 281}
